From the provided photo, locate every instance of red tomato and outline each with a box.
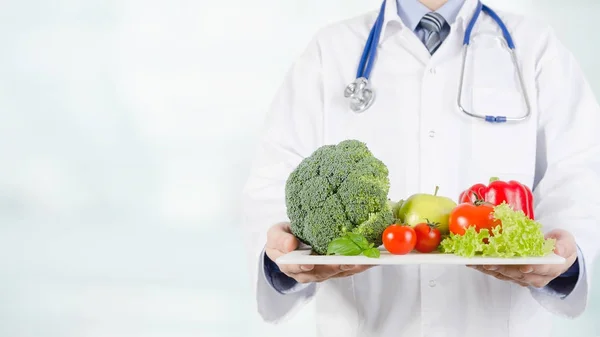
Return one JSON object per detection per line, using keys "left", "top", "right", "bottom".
{"left": 382, "top": 224, "right": 416, "bottom": 255}
{"left": 449, "top": 202, "right": 499, "bottom": 236}
{"left": 414, "top": 223, "right": 442, "bottom": 253}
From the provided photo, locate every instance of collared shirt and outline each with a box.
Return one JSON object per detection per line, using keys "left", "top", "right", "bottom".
{"left": 397, "top": 0, "right": 465, "bottom": 45}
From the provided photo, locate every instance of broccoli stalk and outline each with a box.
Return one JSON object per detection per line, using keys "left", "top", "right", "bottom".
{"left": 285, "top": 139, "right": 394, "bottom": 255}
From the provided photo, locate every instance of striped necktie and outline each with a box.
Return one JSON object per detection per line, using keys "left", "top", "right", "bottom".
{"left": 419, "top": 12, "right": 447, "bottom": 54}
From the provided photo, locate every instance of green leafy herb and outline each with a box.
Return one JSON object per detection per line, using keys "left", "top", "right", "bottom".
{"left": 327, "top": 233, "right": 381, "bottom": 258}
{"left": 362, "top": 247, "right": 381, "bottom": 258}
{"left": 326, "top": 236, "right": 363, "bottom": 256}
{"left": 440, "top": 203, "right": 556, "bottom": 258}
{"left": 346, "top": 232, "right": 371, "bottom": 250}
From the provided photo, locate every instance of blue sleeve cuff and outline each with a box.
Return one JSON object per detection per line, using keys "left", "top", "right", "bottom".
{"left": 262, "top": 249, "right": 311, "bottom": 295}
{"left": 557, "top": 257, "right": 579, "bottom": 278}
{"left": 543, "top": 246, "right": 584, "bottom": 298}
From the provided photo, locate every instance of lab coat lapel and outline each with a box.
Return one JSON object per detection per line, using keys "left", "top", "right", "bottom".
{"left": 378, "top": 0, "right": 433, "bottom": 66}
{"left": 428, "top": 24, "right": 466, "bottom": 66}
{"left": 429, "top": 0, "right": 480, "bottom": 66}
{"left": 385, "top": 22, "right": 466, "bottom": 67}
{"left": 398, "top": 28, "right": 433, "bottom": 64}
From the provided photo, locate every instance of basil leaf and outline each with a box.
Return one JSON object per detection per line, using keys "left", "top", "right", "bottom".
{"left": 345, "top": 233, "right": 370, "bottom": 250}
{"left": 327, "top": 233, "right": 381, "bottom": 258}
{"left": 362, "top": 247, "right": 381, "bottom": 258}
{"left": 327, "top": 237, "right": 362, "bottom": 256}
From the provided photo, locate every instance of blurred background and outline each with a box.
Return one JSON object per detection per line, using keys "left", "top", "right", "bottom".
{"left": 0, "top": 0, "right": 598, "bottom": 336}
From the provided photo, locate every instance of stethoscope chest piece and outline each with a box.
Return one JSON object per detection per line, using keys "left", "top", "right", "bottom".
{"left": 344, "top": 77, "right": 375, "bottom": 113}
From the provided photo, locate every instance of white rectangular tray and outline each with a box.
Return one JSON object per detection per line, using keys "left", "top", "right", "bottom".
{"left": 276, "top": 248, "right": 565, "bottom": 266}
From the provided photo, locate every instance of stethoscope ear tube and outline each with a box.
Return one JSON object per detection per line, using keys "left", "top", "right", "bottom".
{"left": 481, "top": 4, "right": 515, "bottom": 49}
{"left": 458, "top": 3, "right": 531, "bottom": 123}
{"left": 464, "top": 2, "right": 514, "bottom": 49}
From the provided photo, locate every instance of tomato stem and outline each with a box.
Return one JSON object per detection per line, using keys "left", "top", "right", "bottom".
{"left": 474, "top": 199, "right": 495, "bottom": 207}
{"left": 424, "top": 218, "right": 439, "bottom": 228}
{"left": 470, "top": 191, "right": 492, "bottom": 207}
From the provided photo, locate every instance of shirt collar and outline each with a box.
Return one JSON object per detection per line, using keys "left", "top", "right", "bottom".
{"left": 380, "top": 0, "right": 480, "bottom": 43}
{"left": 435, "top": 0, "right": 466, "bottom": 27}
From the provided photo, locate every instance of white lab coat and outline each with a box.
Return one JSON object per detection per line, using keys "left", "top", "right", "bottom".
{"left": 241, "top": 0, "right": 600, "bottom": 336}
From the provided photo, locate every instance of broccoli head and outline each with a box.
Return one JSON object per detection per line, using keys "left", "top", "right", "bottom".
{"left": 285, "top": 139, "right": 393, "bottom": 255}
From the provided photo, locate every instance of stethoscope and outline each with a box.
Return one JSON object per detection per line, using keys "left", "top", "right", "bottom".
{"left": 344, "top": 0, "right": 531, "bottom": 123}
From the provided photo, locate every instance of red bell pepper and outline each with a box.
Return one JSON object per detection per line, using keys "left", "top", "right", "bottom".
{"left": 458, "top": 177, "right": 535, "bottom": 220}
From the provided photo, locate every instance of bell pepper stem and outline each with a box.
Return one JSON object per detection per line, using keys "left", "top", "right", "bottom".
{"left": 489, "top": 177, "right": 500, "bottom": 183}
{"left": 434, "top": 186, "right": 439, "bottom": 196}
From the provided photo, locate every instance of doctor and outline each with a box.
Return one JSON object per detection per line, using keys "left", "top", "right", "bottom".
{"left": 241, "top": 0, "right": 600, "bottom": 336}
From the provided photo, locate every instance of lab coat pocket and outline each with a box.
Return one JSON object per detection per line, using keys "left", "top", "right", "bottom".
{"left": 468, "top": 87, "right": 537, "bottom": 180}
{"left": 471, "top": 87, "right": 528, "bottom": 121}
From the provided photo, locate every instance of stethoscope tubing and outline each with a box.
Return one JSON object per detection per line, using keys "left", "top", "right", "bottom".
{"left": 457, "top": 2, "right": 531, "bottom": 122}
{"left": 347, "top": 0, "right": 532, "bottom": 123}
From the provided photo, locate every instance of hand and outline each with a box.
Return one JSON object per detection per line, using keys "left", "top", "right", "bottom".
{"left": 265, "top": 223, "right": 374, "bottom": 284}
{"left": 468, "top": 229, "right": 578, "bottom": 288}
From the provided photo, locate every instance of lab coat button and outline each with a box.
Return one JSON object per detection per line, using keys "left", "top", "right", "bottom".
{"left": 429, "top": 280, "right": 436, "bottom": 287}
{"left": 428, "top": 130, "right": 435, "bottom": 138}
{"left": 429, "top": 67, "right": 436, "bottom": 74}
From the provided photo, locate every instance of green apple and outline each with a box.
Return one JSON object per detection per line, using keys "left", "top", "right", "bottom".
{"left": 397, "top": 186, "right": 457, "bottom": 234}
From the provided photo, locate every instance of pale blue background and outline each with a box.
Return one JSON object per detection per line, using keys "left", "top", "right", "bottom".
{"left": 0, "top": 0, "right": 598, "bottom": 336}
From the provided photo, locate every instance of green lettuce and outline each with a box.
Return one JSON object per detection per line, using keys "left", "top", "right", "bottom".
{"left": 439, "top": 203, "right": 556, "bottom": 258}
